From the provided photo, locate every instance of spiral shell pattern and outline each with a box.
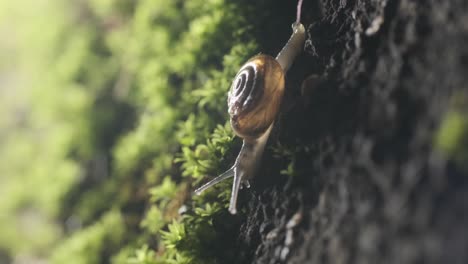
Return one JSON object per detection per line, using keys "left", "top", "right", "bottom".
{"left": 228, "top": 55, "right": 285, "bottom": 140}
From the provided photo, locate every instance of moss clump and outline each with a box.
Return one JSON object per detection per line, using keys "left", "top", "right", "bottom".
{"left": 435, "top": 94, "right": 468, "bottom": 167}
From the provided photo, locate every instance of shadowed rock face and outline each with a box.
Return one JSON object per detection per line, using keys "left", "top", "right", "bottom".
{"left": 233, "top": 0, "right": 468, "bottom": 263}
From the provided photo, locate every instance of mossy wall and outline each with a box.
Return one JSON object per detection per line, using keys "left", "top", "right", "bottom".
{"left": 2, "top": 0, "right": 468, "bottom": 263}
{"left": 0, "top": 0, "right": 295, "bottom": 263}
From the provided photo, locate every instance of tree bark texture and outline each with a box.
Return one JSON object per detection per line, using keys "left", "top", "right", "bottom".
{"left": 235, "top": 0, "right": 468, "bottom": 263}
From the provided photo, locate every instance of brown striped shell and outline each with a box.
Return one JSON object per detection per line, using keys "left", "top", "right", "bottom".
{"left": 228, "top": 55, "right": 285, "bottom": 141}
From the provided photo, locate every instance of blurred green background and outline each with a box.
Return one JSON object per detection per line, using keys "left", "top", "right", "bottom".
{"left": 0, "top": 0, "right": 278, "bottom": 263}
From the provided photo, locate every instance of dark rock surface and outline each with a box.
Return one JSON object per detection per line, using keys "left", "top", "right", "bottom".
{"left": 236, "top": 0, "right": 468, "bottom": 263}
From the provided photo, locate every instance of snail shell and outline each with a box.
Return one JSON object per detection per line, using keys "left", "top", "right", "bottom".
{"left": 228, "top": 55, "right": 285, "bottom": 141}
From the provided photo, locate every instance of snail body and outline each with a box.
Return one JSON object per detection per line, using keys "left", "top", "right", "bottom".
{"left": 195, "top": 23, "right": 306, "bottom": 214}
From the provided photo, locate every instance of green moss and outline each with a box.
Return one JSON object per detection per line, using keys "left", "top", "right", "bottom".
{"left": 0, "top": 0, "right": 275, "bottom": 262}
{"left": 50, "top": 211, "right": 125, "bottom": 264}
{"left": 436, "top": 111, "right": 466, "bottom": 152}
{"left": 435, "top": 95, "right": 468, "bottom": 166}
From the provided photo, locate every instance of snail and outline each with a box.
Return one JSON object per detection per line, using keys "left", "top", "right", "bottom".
{"left": 195, "top": 2, "right": 306, "bottom": 214}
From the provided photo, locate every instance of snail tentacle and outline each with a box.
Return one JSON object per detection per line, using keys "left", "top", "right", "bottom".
{"left": 196, "top": 124, "right": 273, "bottom": 214}
{"left": 194, "top": 166, "right": 235, "bottom": 195}
{"left": 228, "top": 167, "right": 242, "bottom": 214}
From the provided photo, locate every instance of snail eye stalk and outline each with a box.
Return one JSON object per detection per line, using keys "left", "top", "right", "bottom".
{"left": 194, "top": 167, "right": 234, "bottom": 195}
